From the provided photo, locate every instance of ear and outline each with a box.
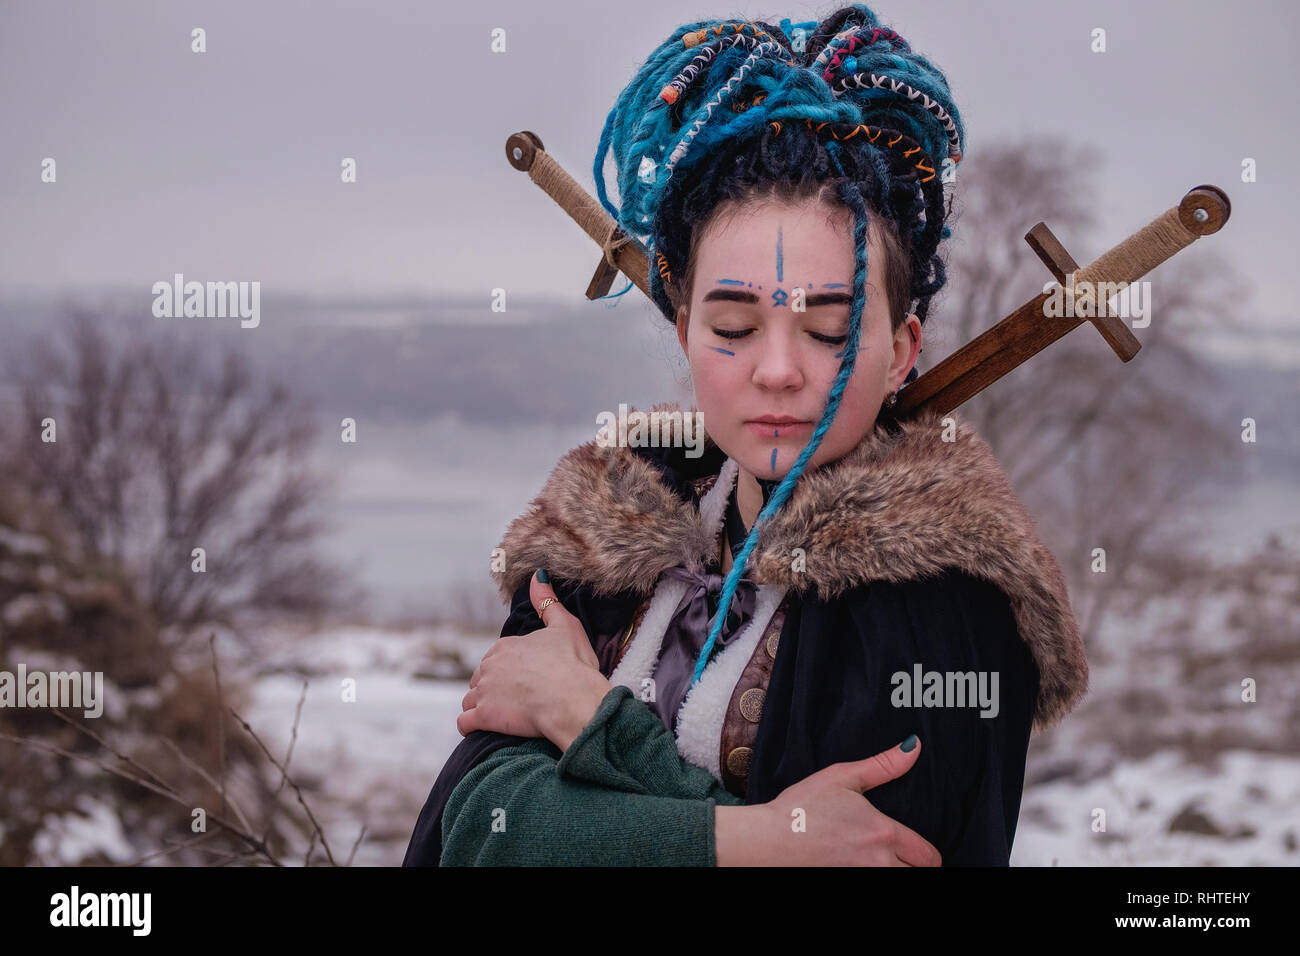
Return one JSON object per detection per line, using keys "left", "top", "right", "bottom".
{"left": 891, "top": 313, "right": 922, "bottom": 388}
{"left": 675, "top": 304, "right": 690, "bottom": 355}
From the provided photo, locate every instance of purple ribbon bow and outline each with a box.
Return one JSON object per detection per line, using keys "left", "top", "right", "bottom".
{"left": 660, "top": 564, "right": 760, "bottom": 651}
{"left": 645, "top": 564, "right": 760, "bottom": 734}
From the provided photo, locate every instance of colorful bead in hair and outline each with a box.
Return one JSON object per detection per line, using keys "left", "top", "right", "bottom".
{"left": 682, "top": 21, "right": 774, "bottom": 49}
{"left": 661, "top": 33, "right": 772, "bottom": 106}
{"left": 655, "top": 251, "right": 673, "bottom": 285}
{"left": 834, "top": 72, "right": 963, "bottom": 162}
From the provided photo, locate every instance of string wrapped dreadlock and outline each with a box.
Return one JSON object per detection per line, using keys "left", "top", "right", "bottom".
{"left": 591, "top": 4, "right": 966, "bottom": 685}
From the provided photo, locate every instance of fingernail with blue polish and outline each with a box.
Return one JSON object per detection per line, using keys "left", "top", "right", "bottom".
{"left": 900, "top": 734, "right": 918, "bottom": 752}
{"left": 536, "top": 567, "right": 549, "bottom": 583}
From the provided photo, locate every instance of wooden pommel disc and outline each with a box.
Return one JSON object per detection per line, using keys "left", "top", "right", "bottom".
{"left": 1178, "top": 185, "right": 1230, "bottom": 235}
{"left": 506, "top": 131, "right": 545, "bottom": 172}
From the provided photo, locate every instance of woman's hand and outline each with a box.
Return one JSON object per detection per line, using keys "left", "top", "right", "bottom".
{"left": 457, "top": 569, "right": 614, "bottom": 750}
{"left": 715, "top": 736, "right": 942, "bottom": 866}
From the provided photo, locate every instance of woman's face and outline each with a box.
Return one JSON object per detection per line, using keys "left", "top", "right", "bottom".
{"left": 676, "top": 197, "right": 922, "bottom": 480}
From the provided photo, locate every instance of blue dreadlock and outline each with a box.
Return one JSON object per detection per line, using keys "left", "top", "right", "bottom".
{"left": 591, "top": 4, "right": 966, "bottom": 685}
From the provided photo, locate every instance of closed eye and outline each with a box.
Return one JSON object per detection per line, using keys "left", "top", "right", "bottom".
{"left": 810, "top": 332, "right": 848, "bottom": 345}
{"left": 711, "top": 328, "right": 848, "bottom": 345}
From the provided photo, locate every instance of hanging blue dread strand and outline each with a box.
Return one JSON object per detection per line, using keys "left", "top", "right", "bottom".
{"left": 689, "top": 139, "right": 871, "bottom": 685}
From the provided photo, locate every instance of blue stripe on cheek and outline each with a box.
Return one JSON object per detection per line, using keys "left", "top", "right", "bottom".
{"left": 707, "top": 346, "right": 735, "bottom": 356}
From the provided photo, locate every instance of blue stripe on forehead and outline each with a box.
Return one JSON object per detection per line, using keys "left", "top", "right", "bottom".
{"left": 776, "top": 225, "right": 783, "bottom": 283}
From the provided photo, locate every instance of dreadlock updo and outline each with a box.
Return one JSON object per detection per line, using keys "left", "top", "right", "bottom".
{"left": 594, "top": 3, "right": 962, "bottom": 327}
{"left": 591, "top": 4, "right": 966, "bottom": 685}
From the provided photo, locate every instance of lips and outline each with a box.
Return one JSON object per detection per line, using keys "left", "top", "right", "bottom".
{"left": 745, "top": 417, "right": 813, "bottom": 437}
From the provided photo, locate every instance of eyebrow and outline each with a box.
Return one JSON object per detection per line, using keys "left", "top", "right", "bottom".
{"left": 701, "top": 288, "right": 854, "bottom": 308}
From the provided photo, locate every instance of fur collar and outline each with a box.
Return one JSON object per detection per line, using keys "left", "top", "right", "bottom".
{"left": 493, "top": 402, "right": 1088, "bottom": 729}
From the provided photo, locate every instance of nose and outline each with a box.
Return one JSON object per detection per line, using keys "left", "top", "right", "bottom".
{"left": 750, "top": 329, "right": 804, "bottom": 391}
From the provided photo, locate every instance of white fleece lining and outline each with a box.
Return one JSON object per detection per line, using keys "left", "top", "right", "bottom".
{"left": 698, "top": 457, "right": 738, "bottom": 540}
{"left": 607, "top": 457, "right": 734, "bottom": 691}
{"left": 673, "top": 583, "right": 787, "bottom": 780}
{"left": 608, "top": 574, "right": 690, "bottom": 694}
{"left": 606, "top": 456, "right": 788, "bottom": 784}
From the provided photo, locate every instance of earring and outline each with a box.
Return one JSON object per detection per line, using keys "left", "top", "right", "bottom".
{"left": 884, "top": 389, "right": 898, "bottom": 408}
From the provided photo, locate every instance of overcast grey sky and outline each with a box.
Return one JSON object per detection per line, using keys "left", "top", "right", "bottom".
{"left": 2, "top": 0, "right": 1297, "bottom": 330}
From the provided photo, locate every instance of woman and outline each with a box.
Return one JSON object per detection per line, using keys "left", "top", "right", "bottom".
{"left": 404, "top": 4, "right": 1088, "bottom": 866}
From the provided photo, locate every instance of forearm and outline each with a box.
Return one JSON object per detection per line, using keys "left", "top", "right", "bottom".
{"left": 441, "top": 685, "right": 755, "bottom": 866}
{"left": 439, "top": 736, "right": 722, "bottom": 866}
{"left": 714, "top": 803, "right": 782, "bottom": 866}
{"left": 554, "top": 686, "right": 771, "bottom": 866}
{"left": 554, "top": 684, "right": 746, "bottom": 805}
{"left": 540, "top": 669, "right": 622, "bottom": 753}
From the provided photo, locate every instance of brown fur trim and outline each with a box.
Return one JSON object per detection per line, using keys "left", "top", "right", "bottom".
{"left": 493, "top": 402, "right": 1087, "bottom": 729}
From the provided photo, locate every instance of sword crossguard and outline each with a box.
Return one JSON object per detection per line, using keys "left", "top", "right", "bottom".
{"left": 1020, "top": 185, "right": 1230, "bottom": 366}
{"left": 1025, "top": 223, "right": 1142, "bottom": 362}
{"left": 895, "top": 185, "right": 1231, "bottom": 416}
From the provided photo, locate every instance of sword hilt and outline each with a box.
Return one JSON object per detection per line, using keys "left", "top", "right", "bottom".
{"left": 898, "top": 185, "right": 1232, "bottom": 416}
{"left": 1025, "top": 185, "right": 1230, "bottom": 362}
{"left": 506, "top": 131, "right": 659, "bottom": 305}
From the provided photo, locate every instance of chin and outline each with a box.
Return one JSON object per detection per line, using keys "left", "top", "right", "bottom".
{"left": 730, "top": 437, "right": 804, "bottom": 481}
{"left": 715, "top": 422, "right": 850, "bottom": 475}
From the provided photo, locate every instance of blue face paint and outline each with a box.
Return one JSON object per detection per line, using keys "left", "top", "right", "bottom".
{"left": 718, "top": 278, "right": 746, "bottom": 285}
{"left": 776, "top": 225, "right": 784, "bottom": 283}
{"left": 707, "top": 346, "right": 735, "bottom": 356}
{"left": 770, "top": 447, "right": 778, "bottom": 473}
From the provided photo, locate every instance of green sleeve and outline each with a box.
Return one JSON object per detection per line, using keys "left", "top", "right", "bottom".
{"left": 439, "top": 686, "right": 744, "bottom": 866}
{"left": 556, "top": 685, "right": 745, "bottom": 805}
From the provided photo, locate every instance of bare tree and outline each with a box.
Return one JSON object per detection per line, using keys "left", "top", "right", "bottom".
{"left": 1, "top": 306, "right": 362, "bottom": 645}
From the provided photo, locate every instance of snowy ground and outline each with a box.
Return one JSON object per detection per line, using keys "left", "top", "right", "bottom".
{"left": 246, "top": 623, "right": 1299, "bottom": 867}
{"left": 1013, "top": 749, "right": 1299, "bottom": 866}
{"left": 245, "top": 623, "right": 496, "bottom": 867}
